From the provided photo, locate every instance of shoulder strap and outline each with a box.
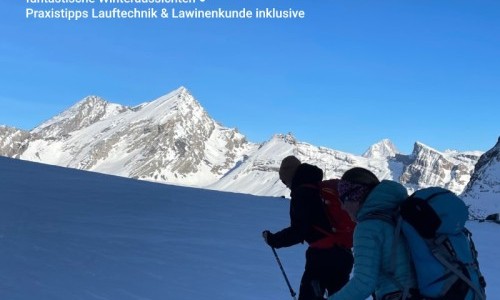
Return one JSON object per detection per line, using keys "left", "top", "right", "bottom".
{"left": 431, "top": 239, "right": 486, "bottom": 300}
{"left": 464, "top": 228, "right": 487, "bottom": 299}
{"left": 429, "top": 229, "right": 486, "bottom": 300}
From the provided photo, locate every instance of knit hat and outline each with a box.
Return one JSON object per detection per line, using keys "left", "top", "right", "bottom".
{"left": 341, "top": 167, "right": 380, "bottom": 186}
{"left": 279, "top": 155, "right": 301, "bottom": 188}
{"left": 338, "top": 180, "right": 372, "bottom": 203}
{"left": 338, "top": 167, "right": 380, "bottom": 203}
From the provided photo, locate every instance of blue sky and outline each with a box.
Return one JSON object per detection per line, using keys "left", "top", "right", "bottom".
{"left": 1, "top": 0, "right": 499, "bottom": 155}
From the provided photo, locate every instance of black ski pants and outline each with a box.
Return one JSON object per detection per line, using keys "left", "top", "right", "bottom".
{"left": 298, "top": 245, "right": 354, "bottom": 300}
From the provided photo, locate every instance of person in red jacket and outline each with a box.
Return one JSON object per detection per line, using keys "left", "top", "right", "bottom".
{"left": 263, "top": 156, "right": 354, "bottom": 300}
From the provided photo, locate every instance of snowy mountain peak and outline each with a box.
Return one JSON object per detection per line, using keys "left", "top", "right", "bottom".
{"left": 271, "top": 133, "right": 297, "bottom": 145}
{"left": 397, "top": 140, "right": 482, "bottom": 195}
{"left": 32, "top": 95, "right": 128, "bottom": 137}
{"left": 11, "top": 86, "right": 254, "bottom": 187}
{"left": 133, "top": 87, "right": 205, "bottom": 124}
{"left": 61, "top": 95, "right": 112, "bottom": 119}
{"left": 0, "top": 124, "right": 19, "bottom": 131}
{"left": 148, "top": 86, "right": 195, "bottom": 107}
{"left": 362, "top": 139, "right": 398, "bottom": 158}
{"left": 77, "top": 95, "right": 108, "bottom": 107}
{"left": 412, "top": 141, "right": 438, "bottom": 154}
{"left": 168, "top": 87, "right": 203, "bottom": 114}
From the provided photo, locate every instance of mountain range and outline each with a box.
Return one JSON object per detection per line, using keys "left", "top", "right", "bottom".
{"left": 0, "top": 87, "right": 497, "bottom": 216}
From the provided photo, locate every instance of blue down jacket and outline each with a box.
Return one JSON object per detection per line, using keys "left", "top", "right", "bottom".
{"left": 329, "top": 180, "right": 417, "bottom": 300}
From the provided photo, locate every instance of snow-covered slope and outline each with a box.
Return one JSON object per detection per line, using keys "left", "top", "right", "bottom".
{"left": 210, "top": 133, "right": 373, "bottom": 196}
{"left": 0, "top": 155, "right": 498, "bottom": 300}
{"left": 462, "top": 138, "right": 500, "bottom": 218}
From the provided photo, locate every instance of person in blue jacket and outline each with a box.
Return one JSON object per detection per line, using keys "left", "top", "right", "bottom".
{"left": 328, "top": 167, "right": 418, "bottom": 300}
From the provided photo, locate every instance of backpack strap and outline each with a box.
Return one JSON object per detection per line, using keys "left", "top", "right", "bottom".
{"left": 464, "top": 228, "right": 487, "bottom": 292}
{"left": 430, "top": 239, "right": 486, "bottom": 300}
{"left": 429, "top": 229, "right": 486, "bottom": 300}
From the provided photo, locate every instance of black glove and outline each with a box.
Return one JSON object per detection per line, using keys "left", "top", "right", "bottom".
{"left": 262, "top": 230, "right": 277, "bottom": 247}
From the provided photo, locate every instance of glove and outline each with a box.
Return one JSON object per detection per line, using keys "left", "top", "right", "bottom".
{"left": 262, "top": 230, "right": 276, "bottom": 247}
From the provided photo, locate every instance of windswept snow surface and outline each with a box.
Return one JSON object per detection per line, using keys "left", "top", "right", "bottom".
{"left": 0, "top": 156, "right": 497, "bottom": 300}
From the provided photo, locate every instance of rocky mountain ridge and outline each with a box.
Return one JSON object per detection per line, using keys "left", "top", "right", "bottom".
{"left": 461, "top": 137, "right": 500, "bottom": 218}
{"left": 209, "top": 134, "right": 482, "bottom": 198}
{"left": 2, "top": 87, "right": 253, "bottom": 187}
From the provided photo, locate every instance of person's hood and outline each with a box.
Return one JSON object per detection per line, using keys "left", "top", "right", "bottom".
{"left": 357, "top": 180, "right": 408, "bottom": 219}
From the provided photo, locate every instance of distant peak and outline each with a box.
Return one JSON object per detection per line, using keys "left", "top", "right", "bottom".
{"left": 362, "top": 139, "right": 398, "bottom": 158}
{"left": 414, "top": 141, "right": 434, "bottom": 150}
{"left": 63, "top": 96, "right": 115, "bottom": 118}
{"left": 272, "top": 133, "right": 297, "bottom": 145}
{"left": 160, "top": 86, "right": 190, "bottom": 99}
{"left": 0, "top": 125, "right": 28, "bottom": 134}
{"left": 32, "top": 95, "right": 126, "bottom": 135}
{"left": 145, "top": 86, "right": 199, "bottom": 108}
{"left": 411, "top": 141, "right": 441, "bottom": 156}
{"left": 176, "top": 86, "right": 188, "bottom": 93}
{"left": 0, "top": 125, "right": 13, "bottom": 130}
{"left": 76, "top": 95, "right": 108, "bottom": 107}
{"left": 83, "top": 95, "right": 106, "bottom": 101}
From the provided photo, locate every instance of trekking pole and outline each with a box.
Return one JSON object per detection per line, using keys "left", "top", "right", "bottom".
{"left": 270, "top": 246, "right": 297, "bottom": 300}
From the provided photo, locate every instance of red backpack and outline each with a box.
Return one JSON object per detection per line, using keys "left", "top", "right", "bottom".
{"left": 309, "top": 179, "right": 355, "bottom": 249}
